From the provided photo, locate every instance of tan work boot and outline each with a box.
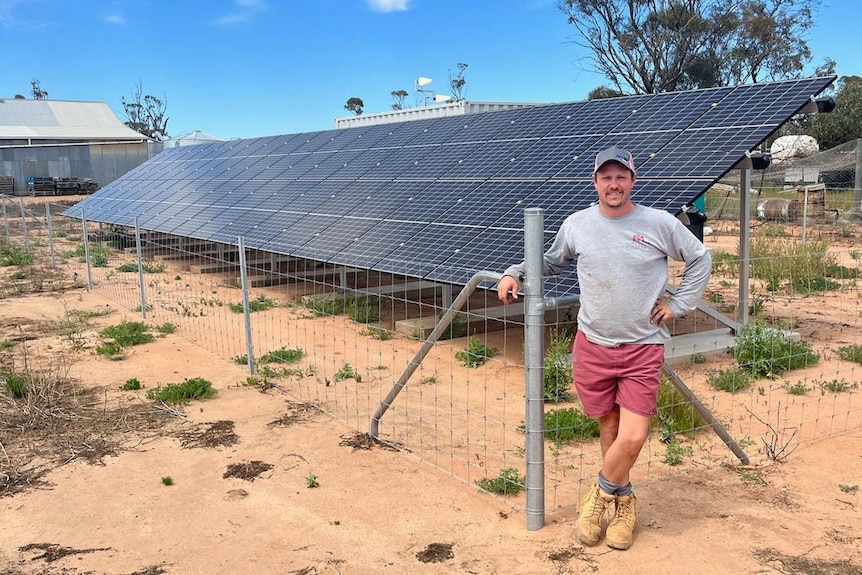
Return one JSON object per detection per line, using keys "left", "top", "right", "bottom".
{"left": 576, "top": 483, "right": 615, "bottom": 546}
{"left": 605, "top": 493, "right": 637, "bottom": 550}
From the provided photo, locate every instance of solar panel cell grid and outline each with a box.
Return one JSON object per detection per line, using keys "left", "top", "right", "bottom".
{"left": 65, "top": 76, "right": 835, "bottom": 296}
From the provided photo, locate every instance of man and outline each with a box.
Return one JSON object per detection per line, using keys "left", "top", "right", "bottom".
{"left": 497, "top": 146, "right": 712, "bottom": 550}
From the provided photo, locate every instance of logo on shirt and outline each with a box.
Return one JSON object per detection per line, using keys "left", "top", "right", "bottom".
{"left": 632, "top": 234, "right": 645, "bottom": 243}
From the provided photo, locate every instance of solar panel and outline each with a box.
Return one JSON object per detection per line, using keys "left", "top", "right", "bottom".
{"left": 66, "top": 76, "right": 835, "bottom": 297}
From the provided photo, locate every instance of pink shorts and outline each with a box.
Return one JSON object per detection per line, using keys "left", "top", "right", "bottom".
{"left": 572, "top": 330, "right": 664, "bottom": 418}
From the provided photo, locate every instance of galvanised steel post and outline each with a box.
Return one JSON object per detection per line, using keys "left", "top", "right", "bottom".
{"left": 738, "top": 165, "right": 752, "bottom": 327}
{"left": 238, "top": 236, "right": 255, "bottom": 375}
{"left": 523, "top": 207, "right": 545, "bottom": 531}
{"left": 134, "top": 218, "right": 147, "bottom": 319}
{"left": 2, "top": 198, "right": 10, "bottom": 243}
{"left": 81, "top": 208, "right": 93, "bottom": 290}
{"left": 45, "top": 202, "right": 56, "bottom": 268}
{"left": 18, "top": 198, "right": 28, "bottom": 250}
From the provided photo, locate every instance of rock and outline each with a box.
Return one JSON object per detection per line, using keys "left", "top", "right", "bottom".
{"left": 770, "top": 135, "right": 819, "bottom": 163}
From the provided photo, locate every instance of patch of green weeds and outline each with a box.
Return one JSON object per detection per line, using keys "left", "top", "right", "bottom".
{"left": 783, "top": 381, "right": 809, "bottom": 395}
{"left": 421, "top": 374, "right": 438, "bottom": 384}
{"left": 475, "top": 468, "right": 525, "bottom": 495}
{"left": 120, "top": 378, "right": 141, "bottom": 391}
{"left": 146, "top": 377, "right": 216, "bottom": 404}
{"left": 259, "top": 347, "right": 305, "bottom": 364}
{"left": 544, "top": 329, "right": 573, "bottom": 403}
{"left": 707, "top": 368, "right": 753, "bottom": 393}
{"left": 690, "top": 352, "right": 707, "bottom": 364}
{"left": 541, "top": 407, "right": 600, "bottom": 443}
{"left": 334, "top": 363, "right": 361, "bottom": 383}
{"left": 0, "top": 340, "right": 16, "bottom": 351}
{"left": 749, "top": 237, "right": 834, "bottom": 293}
{"left": 663, "top": 439, "right": 692, "bottom": 466}
{"left": 655, "top": 378, "right": 704, "bottom": 440}
{"left": 839, "top": 484, "right": 859, "bottom": 493}
{"left": 735, "top": 467, "right": 767, "bottom": 486}
{"left": 233, "top": 355, "right": 249, "bottom": 365}
{"left": 303, "top": 292, "right": 350, "bottom": 316}
{"left": 710, "top": 250, "right": 739, "bottom": 276}
{"left": 306, "top": 473, "right": 320, "bottom": 488}
{"left": 100, "top": 320, "right": 155, "bottom": 347}
{"left": 229, "top": 294, "right": 278, "bottom": 313}
{"left": 117, "top": 261, "right": 167, "bottom": 273}
{"left": 95, "top": 340, "right": 126, "bottom": 360}
{"left": 360, "top": 325, "right": 393, "bottom": 340}
{"left": 0, "top": 244, "right": 33, "bottom": 266}
{"left": 3, "top": 372, "right": 28, "bottom": 398}
{"left": 161, "top": 476, "right": 174, "bottom": 486}
{"left": 835, "top": 344, "right": 862, "bottom": 365}
{"left": 732, "top": 322, "right": 819, "bottom": 378}
{"left": 9, "top": 270, "right": 26, "bottom": 280}
{"left": 455, "top": 337, "right": 498, "bottom": 368}
{"left": 155, "top": 322, "right": 177, "bottom": 335}
{"left": 348, "top": 296, "right": 380, "bottom": 324}
{"left": 817, "top": 378, "right": 858, "bottom": 393}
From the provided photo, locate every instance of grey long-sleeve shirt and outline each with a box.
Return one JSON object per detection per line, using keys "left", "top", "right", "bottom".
{"left": 503, "top": 204, "right": 712, "bottom": 347}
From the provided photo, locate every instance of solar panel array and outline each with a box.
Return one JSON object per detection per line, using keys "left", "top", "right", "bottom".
{"left": 65, "top": 77, "right": 834, "bottom": 296}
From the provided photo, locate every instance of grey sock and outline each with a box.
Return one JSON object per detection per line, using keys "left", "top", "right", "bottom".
{"left": 598, "top": 470, "right": 621, "bottom": 495}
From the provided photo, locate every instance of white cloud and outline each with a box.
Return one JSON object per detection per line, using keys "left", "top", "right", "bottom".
{"left": 103, "top": 14, "right": 125, "bottom": 25}
{"left": 367, "top": 0, "right": 411, "bottom": 13}
{"left": 214, "top": 0, "right": 268, "bottom": 25}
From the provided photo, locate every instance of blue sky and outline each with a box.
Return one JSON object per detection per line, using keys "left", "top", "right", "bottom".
{"left": 1, "top": 0, "right": 858, "bottom": 140}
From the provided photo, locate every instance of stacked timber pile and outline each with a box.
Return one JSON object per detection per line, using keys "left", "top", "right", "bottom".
{"left": 0, "top": 176, "right": 12, "bottom": 195}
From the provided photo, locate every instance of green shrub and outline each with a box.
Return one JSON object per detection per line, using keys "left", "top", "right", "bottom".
{"left": 836, "top": 344, "right": 862, "bottom": 365}
{"left": 663, "top": 439, "right": 692, "bottom": 466}
{"left": 732, "top": 322, "right": 819, "bottom": 378}
{"left": 259, "top": 347, "right": 305, "bottom": 364}
{"left": 229, "top": 294, "right": 278, "bottom": 313}
{"left": 544, "top": 329, "right": 573, "bottom": 403}
{"left": 3, "top": 372, "right": 28, "bottom": 398}
{"left": 0, "top": 244, "right": 33, "bottom": 266}
{"left": 542, "top": 407, "right": 600, "bottom": 443}
{"left": 711, "top": 250, "right": 739, "bottom": 276}
{"left": 233, "top": 355, "right": 249, "bottom": 365}
{"left": 655, "top": 378, "right": 704, "bottom": 440}
{"left": 455, "top": 337, "right": 497, "bottom": 368}
{"left": 476, "top": 468, "right": 525, "bottom": 495}
{"left": 784, "top": 381, "right": 809, "bottom": 395}
{"left": 749, "top": 237, "right": 834, "bottom": 293}
{"left": 334, "top": 363, "right": 361, "bottom": 383}
{"left": 100, "top": 320, "right": 155, "bottom": 347}
{"left": 10, "top": 270, "right": 26, "bottom": 280}
{"left": 117, "top": 261, "right": 166, "bottom": 273}
{"left": 303, "top": 292, "right": 350, "bottom": 316}
{"left": 348, "top": 296, "right": 380, "bottom": 324}
{"left": 95, "top": 340, "right": 126, "bottom": 359}
{"left": 146, "top": 377, "right": 216, "bottom": 404}
{"left": 155, "top": 323, "right": 177, "bottom": 335}
{"left": 707, "top": 368, "right": 753, "bottom": 393}
{"left": 121, "top": 378, "right": 142, "bottom": 391}
{"left": 817, "top": 378, "right": 857, "bottom": 393}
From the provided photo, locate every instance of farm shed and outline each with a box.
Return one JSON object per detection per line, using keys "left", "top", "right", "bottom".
{"left": 0, "top": 98, "right": 152, "bottom": 195}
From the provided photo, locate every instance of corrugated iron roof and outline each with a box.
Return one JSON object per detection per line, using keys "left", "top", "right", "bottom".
{"left": 0, "top": 98, "right": 148, "bottom": 141}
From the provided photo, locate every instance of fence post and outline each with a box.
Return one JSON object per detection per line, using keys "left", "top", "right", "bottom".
{"left": 2, "top": 198, "right": 9, "bottom": 243}
{"left": 238, "top": 236, "right": 255, "bottom": 375}
{"left": 45, "top": 202, "right": 56, "bottom": 268}
{"left": 855, "top": 138, "right": 861, "bottom": 211}
{"left": 18, "top": 198, "right": 29, "bottom": 250}
{"left": 134, "top": 218, "right": 147, "bottom": 319}
{"left": 523, "top": 207, "right": 546, "bottom": 531}
{"left": 81, "top": 208, "right": 93, "bottom": 290}
{"left": 738, "top": 166, "right": 752, "bottom": 327}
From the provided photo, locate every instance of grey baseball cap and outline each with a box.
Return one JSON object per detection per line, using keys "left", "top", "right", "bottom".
{"left": 593, "top": 146, "right": 636, "bottom": 175}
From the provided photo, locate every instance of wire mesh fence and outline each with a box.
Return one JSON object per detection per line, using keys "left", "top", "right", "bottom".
{"left": 2, "top": 192, "right": 861, "bottom": 524}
